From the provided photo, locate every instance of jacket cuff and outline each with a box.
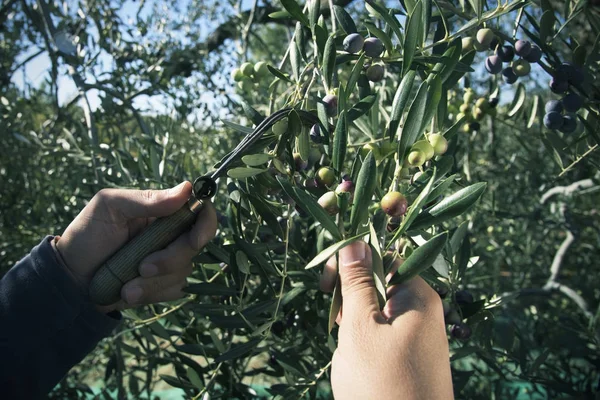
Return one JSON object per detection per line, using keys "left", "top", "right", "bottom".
{"left": 32, "top": 236, "right": 121, "bottom": 336}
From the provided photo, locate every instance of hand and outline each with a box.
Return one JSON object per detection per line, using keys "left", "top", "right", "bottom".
{"left": 320, "top": 241, "right": 453, "bottom": 400}
{"left": 55, "top": 181, "right": 217, "bottom": 313}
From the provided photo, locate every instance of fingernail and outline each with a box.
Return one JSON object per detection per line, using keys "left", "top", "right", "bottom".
{"left": 125, "top": 286, "right": 143, "bottom": 304}
{"left": 140, "top": 263, "right": 158, "bottom": 277}
{"left": 340, "top": 241, "right": 366, "bottom": 266}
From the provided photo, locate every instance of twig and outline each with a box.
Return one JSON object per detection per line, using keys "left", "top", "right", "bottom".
{"left": 558, "top": 145, "right": 599, "bottom": 177}
{"left": 544, "top": 231, "right": 574, "bottom": 287}
{"left": 540, "top": 179, "right": 595, "bottom": 204}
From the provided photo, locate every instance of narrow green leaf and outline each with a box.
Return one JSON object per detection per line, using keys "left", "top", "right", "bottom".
{"left": 402, "top": 0, "right": 423, "bottom": 77}
{"left": 421, "top": 75, "right": 442, "bottom": 133}
{"left": 443, "top": 116, "right": 466, "bottom": 141}
{"left": 329, "top": 278, "right": 342, "bottom": 332}
{"left": 267, "top": 65, "right": 294, "bottom": 84}
{"left": 323, "top": 35, "right": 336, "bottom": 91}
{"left": 388, "top": 231, "right": 448, "bottom": 285}
{"left": 268, "top": 10, "right": 293, "bottom": 19}
{"left": 332, "top": 110, "right": 347, "bottom": 173}
{"left": 450, "top": 220, "right": 469, "bottom": 256}
{"left": 305, "top": 234, "right": 367, "bottom": 269}
{"left": 291, "top": 25, "right": 302, "bottom": 81}
{"left": 280, "top": 0, "right": 309, "bottom": 27}
{"left": 369, "top": 224, "right": 386, "bottom": 308}
{"left": 539, "top": 10, "right": 555, "bottom": 43}
{"left": 387, "top": 167, "right": 437, "bottom": 249}
{"left": 309, "top": 0, "right": 320, "bottom": 30}
{"left": 297, "top": 125, "right": 310, "bottom": 161}
{"left": 350, "top": 152, "right": 378, "bottom": 234}
{"left": 240, "top": 100, "right": 264, "bottom": 125}
{"left": 344, "top": 54, "right": 366, "bottom": 100}
{"left": 427, "top": 173, "right": 458, "bottom": 203}
{"left": 347, "top": 95, "right": 376, "bottom": 121}
{"left": 314, "top": 25, "right": 328, "bottom": 65}
{"left": 236, "top": 251, "right": 251, "bottom": 274}
{"left": 507, "top": 83, "right": 526, "bottom": 118}
{"left": 431, "top": 37, "right": 462, "bottom": 84}
{"left": 410, "top": 182, "right": 487, "bottom": 230}
{"left": 227, "top": 167, "right": 267, "bottom": 179}
{"left": 333, "top": 5, "right": 357, "bottom": 34}
{"left": 241, "top": 154, "right": 270, "bottom": 166}
{"left": 278, "top": 177, "right": 342, "bottom": 241}
{"left": 160, "top": 375, "right": 194, "bottom": 390}
{"left": 186, "top": 367, "right": 204, "bottom": 390}
{"left": 443, "top": 50, "right": 475, "bottom": 89}
{"left": 214, "top": 338, "right": 262, "bottom": 363}
{"left": 527, "top": 95, "right": 539, "bottom": 129}
{"left": 422, "top": 0, "right": 431, "bottom": 44}
{"left": 388, "top": 70, "right": 416, "bottom": 141}
{"left": 398, "top": 80, "right": 429, "bottom": 162}
{"left": 366, "top": 1, "right": 403, "bottom": 43}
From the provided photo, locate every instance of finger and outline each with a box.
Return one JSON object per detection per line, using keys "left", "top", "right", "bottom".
{"left": 382, "top": 277, "right": 442, "bottom": 325}
{"left": 121, "top": 267, "right": 191, "bottom": 305}
{"left": 98, "top": 181, "right": 192, "bottom": 220}
{"left": 385, "top": 253, "right": 403, "bottom": 283}
{"left": 319, "top": 256, "right": 338, "bottom": 293}
{"left": 138, "top": 201, "right": 217, "bottom": 277}
{"left": 337, "top": 241, "right": 380, "bottom": 325}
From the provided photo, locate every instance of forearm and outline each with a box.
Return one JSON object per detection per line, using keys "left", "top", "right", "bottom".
{"left": 0, "top": 236, "right": 121, "bottom": 398}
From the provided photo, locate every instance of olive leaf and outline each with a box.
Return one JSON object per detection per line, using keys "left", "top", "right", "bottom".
{"left": 227, "top": 167, "right": 267, "bottom": 179}
{"left": 322, "top": 35, "right": 336, "bottom": 91}
{"left": 214, "top": 338, "right": 262, "bottom": 363}
{"left": 369, "top": 223, "right": 387, "bottom": 309}
{"left": 332, "top": 110, "right": 347, "bottom": 173}
{"left": 397, "top": 79, "right": 429, "bottom": 162}
{"left": 241, "top": 154, "right": 270, "bottom": 166}
{"left": 388, "top": 70, "right": 416, "bottom": 140}
{"left": 388, "top": 231, "right": 448, "bottom": 285}
{"left": 280, "top": 0, "right": 309, "bottom": 27}
{"left": 431, "top": 37, "right": 462, "bottom": 84}
{"left": 328, "top": 277, "right": 342, "bottom": 333}
{"left": 333, "top": 5, "right": 357, "bottom": 34}
{"left": 278, "top": 177, "right": 342, "bottom": 241}
{"left": 305, "top": 233, "right": 367, "bottom": 269}
{"left": 410, "top": 182, "right": 487, "bottom": 230}
{"left": 350, "top": 151, "right": 378, "bottom": 234}
{"left": 402, "top": 0, "right": 423, "bottom": 77}
{"left": 387, "top": 167, "right": 437, "bottom": 249}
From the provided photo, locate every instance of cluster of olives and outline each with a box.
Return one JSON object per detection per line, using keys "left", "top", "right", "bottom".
{"left": 406, "top": 133, "right": 448, "bottom": 167}
{"left": 342, "top": 33, "right": 386, "bottom": 83}
{"left": 231, "top": 61, "right": 270, "bottom": 91}
{"left": 463, "top": 29, "right": 541, "bottom": 84}
{"left": 315, "top": 169, "right": 354, "bottom": 215}
{"left": 456, "top": 88, "right": 498, "bottom": 132}
{"left": 542, "top": 63, "right": 585, "bottom": 132}
{"left": 441, "top": 289, "right": 474, "bottom": 340}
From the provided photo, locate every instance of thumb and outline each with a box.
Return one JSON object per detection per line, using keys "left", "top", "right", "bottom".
{"left": 338, "top": 241, "right": 380, "bottom": 324}
{"left": 100, "top": 181, "right": 191, "bottom": 219}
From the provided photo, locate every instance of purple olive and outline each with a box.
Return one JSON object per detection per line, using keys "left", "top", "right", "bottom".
{"left": 524, "top": 44, "right": 542, "bottom": 63}
{"left": 451, "top": 323, "right": 472, "bottom": 340}
{"left": 366, "top": 64, "right": 385, "bottom": 82}
{"left": 544, "top": 100, "right": 563, "bottom": 114}
{"left": 559, "top": 114, "right": 578, "bottom": 133}
{"left": 485, "top": 55, "right": 502, "bottom": 74}
{"left": 322, "top": 94, "right": 338, "bottom": 116}
{"left": 497, "top": 45, "right": 515, "bottom": 63}
{"left": 543, "top": 111, "right": 564, "bottom": 130}
{"left": 502, "top": 67, "right": 518, "bottom": 84}
{"left": 562, "top": 92, "right": 583, "bottom": 112}
{"left": 343, "top": 33, "right": 364, "bottom": 54}
{"left": 514, "top": 40, "right": 532, "bottom": 57}
{"left": 363, "top": 37, "right": 384, "bottom": 58}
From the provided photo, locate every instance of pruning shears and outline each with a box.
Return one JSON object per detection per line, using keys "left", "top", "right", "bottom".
{"left": 89, "top": 108, "right": 319, "bottom": 305}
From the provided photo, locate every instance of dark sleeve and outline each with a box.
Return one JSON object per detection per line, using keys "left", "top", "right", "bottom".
{"left": 0, "top": 236, "right": 121, "bottom": 398}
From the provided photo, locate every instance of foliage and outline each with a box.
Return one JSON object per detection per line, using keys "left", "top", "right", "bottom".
{"left": 1, "top": 0, "right": 600, "bottom": 398}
